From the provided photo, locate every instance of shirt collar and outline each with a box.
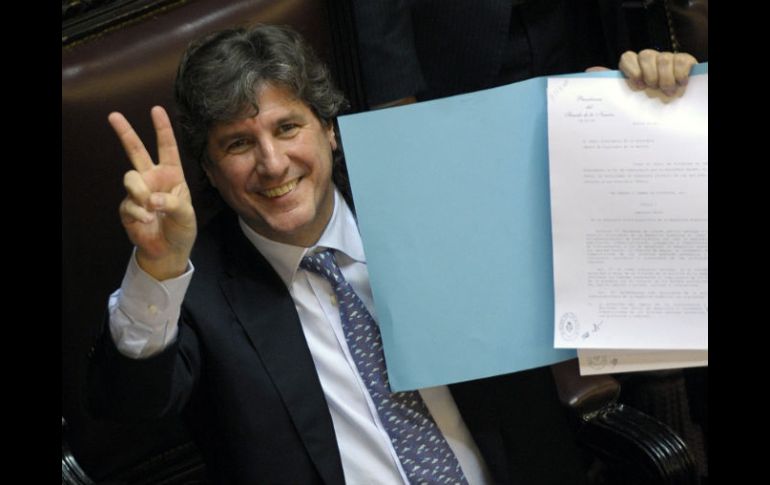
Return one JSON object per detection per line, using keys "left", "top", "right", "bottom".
{"left": 238, "top": 187, "right": 366, "bottom": 288}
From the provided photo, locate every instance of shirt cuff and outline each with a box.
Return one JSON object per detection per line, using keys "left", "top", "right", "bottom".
{"left": 108, "top": 250, "right": 194, "bottom": 358}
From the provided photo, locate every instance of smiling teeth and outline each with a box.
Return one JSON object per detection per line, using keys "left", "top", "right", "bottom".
{"left": 261, "top": 179, "right": 299, "bottom": 198}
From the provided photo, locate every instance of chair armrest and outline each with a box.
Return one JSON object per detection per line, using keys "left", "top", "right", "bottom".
{"left": 550, "top": 359, "right": 699, "bottom": 484}
{"left": 62, "top": 418, "right": 96, "bottom": 485}
{"left": 579, "top": 403, "right": 699, "bottom": 485}
{"left": 551, "top": 358, "right": 621, "bottom": 416}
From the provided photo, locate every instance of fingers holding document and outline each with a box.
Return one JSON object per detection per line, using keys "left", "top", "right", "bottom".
{"left": 619, "top": 49, "right": 698, "bottom": 97}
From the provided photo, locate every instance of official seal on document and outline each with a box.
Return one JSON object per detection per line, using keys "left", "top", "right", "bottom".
{"left": 559, "top": 313, "right": 580, "bottom": 341}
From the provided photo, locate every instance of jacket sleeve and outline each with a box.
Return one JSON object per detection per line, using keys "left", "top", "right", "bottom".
{"left": 86, "top": 310, "right": 201, "bottom": 422}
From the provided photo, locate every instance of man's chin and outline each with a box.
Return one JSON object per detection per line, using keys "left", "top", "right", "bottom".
{"left": 251, "top": 213, "right": 322, "bottom": 246}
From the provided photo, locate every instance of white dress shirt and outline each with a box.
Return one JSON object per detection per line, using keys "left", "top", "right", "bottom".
{"left": 109, "top": 188, "right": 492, "bottom": 485}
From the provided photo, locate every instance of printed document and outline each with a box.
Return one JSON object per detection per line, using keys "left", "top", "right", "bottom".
{"left": 547, "top": 74, "right": 708, "bottom": 350}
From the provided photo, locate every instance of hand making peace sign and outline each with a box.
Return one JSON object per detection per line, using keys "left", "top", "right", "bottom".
{"left": 108, "top": 106, "right": 197, "bottom": 281}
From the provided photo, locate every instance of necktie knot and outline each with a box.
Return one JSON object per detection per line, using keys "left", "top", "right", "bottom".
{"left": 300, "top": 249, "right": 344, "bottom": 290}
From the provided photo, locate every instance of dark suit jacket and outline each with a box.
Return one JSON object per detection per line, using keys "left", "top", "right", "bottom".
{"left": 88, "top": 209, "right": 587, "bottom": 484}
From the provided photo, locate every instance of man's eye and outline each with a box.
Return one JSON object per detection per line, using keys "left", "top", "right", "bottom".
{"left": 278, "top": 123, "right": 299, "bottom": 135}
{"left": 227, "top": 139, "right": 250, "bottom": 153}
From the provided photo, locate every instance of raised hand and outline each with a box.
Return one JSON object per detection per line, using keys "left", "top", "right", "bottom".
{"left": 619, "top": 49, "right": 698, "bottom": 96}
{"left": 109, "top": 106, "right": 197, "bottom": 281}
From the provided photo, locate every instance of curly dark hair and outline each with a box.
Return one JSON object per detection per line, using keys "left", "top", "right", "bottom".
{"left": 174, "top": 23, "right": 348, "bottom": 167}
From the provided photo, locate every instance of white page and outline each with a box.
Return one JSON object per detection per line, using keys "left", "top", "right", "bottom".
{"left": 547, "top": 75, "right": 708, "bottom": 349}
{"left": 578, "top": 348, "right": 707, "bottom": 375}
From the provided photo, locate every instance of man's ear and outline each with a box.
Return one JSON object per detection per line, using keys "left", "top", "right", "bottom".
{"left": 326, "top": 122, "right": 338, "bottom": 151}
{"left": 202, "top": 162, "right": 217, "bottom": 188}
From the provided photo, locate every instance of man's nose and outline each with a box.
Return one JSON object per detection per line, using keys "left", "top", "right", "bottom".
{"left": 255, "top": 138, "right": 289, "bottom": 177}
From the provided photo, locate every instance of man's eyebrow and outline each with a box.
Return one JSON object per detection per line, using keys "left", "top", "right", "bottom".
{"left": 211, "top": 128, "right": 251, "bottom": 147}
{"left": 272, "top": 110, "right": 307, "bottom": 125}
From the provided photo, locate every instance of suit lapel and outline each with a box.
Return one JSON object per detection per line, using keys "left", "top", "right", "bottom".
{"left": 217, "top": 217, "right": 344, "bottom": 484}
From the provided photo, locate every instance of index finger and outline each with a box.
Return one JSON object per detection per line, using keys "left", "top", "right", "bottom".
{"left": 108, "top": 111, "right": 155, "bottom": 172}
{"left": 151, "top": 106, "right": 183, "bottom": 168}
{"left": 618, "top": 51, "right": 645, "bottom": 90}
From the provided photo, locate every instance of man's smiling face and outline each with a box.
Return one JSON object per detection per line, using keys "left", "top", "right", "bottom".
{"left": 205, "top": 83, "right": 338, "bottom": 247}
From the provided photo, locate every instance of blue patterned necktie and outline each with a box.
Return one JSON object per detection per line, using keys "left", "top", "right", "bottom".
{"left": 301, "top": 249, "right": 468, "bottom": 485}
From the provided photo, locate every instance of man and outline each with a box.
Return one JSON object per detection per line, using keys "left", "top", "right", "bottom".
{"left": 88, "top": 24, "right": 697, "bottom": 484}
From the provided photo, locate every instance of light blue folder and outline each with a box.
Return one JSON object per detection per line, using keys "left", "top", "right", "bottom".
{"left": 338, "top": 64, "right": 708, "bottom": 391}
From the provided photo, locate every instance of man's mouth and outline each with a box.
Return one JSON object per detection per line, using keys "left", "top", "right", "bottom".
{"left": 260, "top": 178, "right": 300, "bottom": 198}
